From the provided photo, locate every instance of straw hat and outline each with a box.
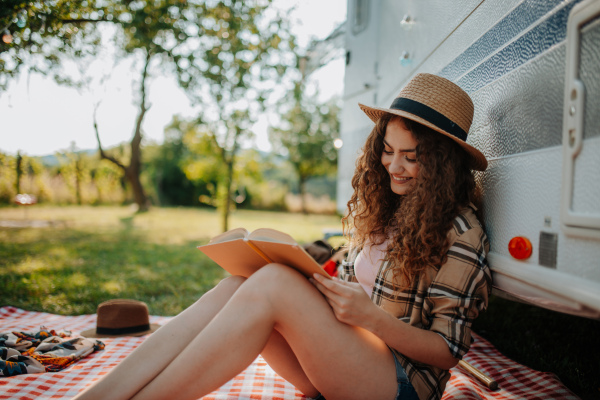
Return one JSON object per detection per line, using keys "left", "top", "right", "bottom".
{"left": 359, "top": 73, "right": 487, "bottom": 171}
{"left": 80, "top": 299, "right": 160, "bottom": 338}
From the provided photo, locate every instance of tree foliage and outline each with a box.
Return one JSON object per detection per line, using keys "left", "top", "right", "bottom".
{"left": 270, "top": 83, "right": 340, "bottom": 213}
{"left": 167, "top": 0, "right": 296, "bottom": 231}
{"left": 0, "top": 149, "right": 127, "bottom": 205}
{"left": 143, "top": 119, "right": 208, "bottom": 207}
{"left": 1, "top": 1, "right": 189, "bottom": 211}
{"left": 3, "top": 1, "right": 320, "bottom": 220}
{"left": 0, "top": 1, "right": 120, "bottom": 89}
{"left": 164, "top": 115, "right": 289, "bottom": 211}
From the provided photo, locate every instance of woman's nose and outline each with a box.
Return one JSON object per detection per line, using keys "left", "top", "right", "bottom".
{"left": 389, "top": 155, "right": 405, "bottom": 174}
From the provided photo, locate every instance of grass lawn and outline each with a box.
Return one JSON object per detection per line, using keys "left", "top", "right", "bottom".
{"left": 1, "top": 205, "right": 598, "bottom": 398}
{"left": 0, "top": 205, "right": 343, "bottom": 315}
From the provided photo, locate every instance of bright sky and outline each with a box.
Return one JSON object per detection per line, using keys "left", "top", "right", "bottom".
{"left": 0, "top": 0, "right": 347, "bottom": 157}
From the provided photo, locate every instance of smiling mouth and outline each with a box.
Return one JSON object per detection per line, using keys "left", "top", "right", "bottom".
{"left": 391, "top": 175, "right": 412, "bottom": 183}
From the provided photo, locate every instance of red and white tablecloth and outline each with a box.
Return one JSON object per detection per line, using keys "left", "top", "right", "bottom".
{"left": 0, "top": 306, "right": 579, "bottom": 400}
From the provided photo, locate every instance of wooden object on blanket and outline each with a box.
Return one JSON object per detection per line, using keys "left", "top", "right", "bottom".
{"left": 458, "top": 359, "right": 499, "bottom": 390}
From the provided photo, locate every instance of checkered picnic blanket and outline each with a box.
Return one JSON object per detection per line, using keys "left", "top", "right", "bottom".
{"left": 0, "top": 306, "right": 579, "bottom": 400}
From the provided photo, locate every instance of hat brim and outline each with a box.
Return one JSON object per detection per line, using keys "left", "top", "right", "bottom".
{"left": 359, "top": 103, "right": 488, "bottom": 171}
{"left": 80, "top": 323, "right": 161, "bottom": 338}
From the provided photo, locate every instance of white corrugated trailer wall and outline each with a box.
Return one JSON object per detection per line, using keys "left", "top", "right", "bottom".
{"left": 338, "top": 0, "right": 600, "bottom": 318}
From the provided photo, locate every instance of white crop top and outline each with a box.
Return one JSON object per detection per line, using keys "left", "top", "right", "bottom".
{"left": 354, "top": 240, "right": 389, "bottom": 298}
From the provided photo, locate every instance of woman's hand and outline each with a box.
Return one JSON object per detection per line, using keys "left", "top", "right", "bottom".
{"left": 310, "top": 274, "right": 381, "bottom": 330}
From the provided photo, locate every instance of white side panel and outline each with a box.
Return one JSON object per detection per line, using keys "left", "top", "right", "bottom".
{"left": 483, "top": 144, "right": 600, "bottom": 283}
{"left": 337, "top": 91, "right": 375, "bottom": 212}
{"left": 375, "top": 0, "right": 483, "bottom": 104}
{"left": 343, "top": 0, "right": 381, "bottom": 98}
{"left": 338, "top": 0, "right": 382, "bottom": 212}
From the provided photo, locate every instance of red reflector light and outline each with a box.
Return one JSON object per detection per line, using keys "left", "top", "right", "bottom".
{"left": 508, "top": 236, "right": 533, "bottom": 260}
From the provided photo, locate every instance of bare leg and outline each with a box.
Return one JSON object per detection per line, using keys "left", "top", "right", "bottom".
{"left": 261, "top": 330, "right": 319, "bottom": 397}
{"left": 72, "top": 275, "right": 247, "bottom": 400}
{"left": 131, "top": 264, "right": 398, "bottom": 400}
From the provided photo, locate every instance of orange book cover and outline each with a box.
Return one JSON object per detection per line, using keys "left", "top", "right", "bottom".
{"left": 197, "top": 228, "right": 331, "bottom": 279}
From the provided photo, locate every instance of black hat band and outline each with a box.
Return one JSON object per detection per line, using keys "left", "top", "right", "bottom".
{"left": 389, "top": 97, "right": 467, "bottom": 141}
{"left": 96, "top": 323, "right": 150, "bottom": 335}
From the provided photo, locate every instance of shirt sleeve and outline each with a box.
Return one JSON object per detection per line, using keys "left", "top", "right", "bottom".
{"left": 425, "top": 226, "right": 492, "bottom": 360}
{"left": 338, "top": 245, "right": 360, "bottom": 283}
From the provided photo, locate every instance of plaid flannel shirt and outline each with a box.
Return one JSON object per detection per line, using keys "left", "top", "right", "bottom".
{"left": 339, "top": 205, "right": 492, "bottom": 400}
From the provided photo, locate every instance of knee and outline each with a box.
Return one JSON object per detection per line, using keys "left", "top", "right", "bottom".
{"left": 218, "top": 275, "right": 247, "bottom": 291}
{"left": 254, "top": 263, "right": 294, "bottom": 279}
{"left": 242, "top": 264, "right": 318, "bottom": 312}
{"left": 202, "top": 275, "right": 246, "bottom": 301}
{"left": 250, "top": 263, "right": 305, "bottom": 292}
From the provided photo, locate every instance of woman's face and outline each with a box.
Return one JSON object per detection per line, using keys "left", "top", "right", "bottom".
{"left": 380, "top": 117, "right": 419, "bottom": 196}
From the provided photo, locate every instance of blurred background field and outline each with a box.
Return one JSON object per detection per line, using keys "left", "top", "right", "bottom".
{"left": 0, "top": 205, "right": 342, "bottom": 316}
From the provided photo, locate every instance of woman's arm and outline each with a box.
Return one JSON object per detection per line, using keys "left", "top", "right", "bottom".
{"left": 366, "top": 301, "right": 458, "bottom": 369}
{"left": 310, "top": 275, "right": 458, "bottom": 370}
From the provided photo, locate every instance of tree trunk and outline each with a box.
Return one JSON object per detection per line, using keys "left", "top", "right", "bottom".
{"left": 75, "top": 157, "right": 82, "bottom": 205}
{"left": 15, "top": 151, "right": 22, "bottom": 194}
{"left": 93, "top": 50, "right": 152, "bottom": 213}
{"left": 216, "top": 124, "right": 241, "bottom": 233}
{"left": 299, "top": 174, "right": 308, "bottom": 214}
{"left": 93, "top": 173, "right": 103, "bottom": 204}
{"left": 127, "top": 51, "right": 151, "bottom": 212}
{"left": 126, "top": 164, "right": 149, "bottom": 212}
{"left": 221, "top": 157, "right": 235, "bottom": 232}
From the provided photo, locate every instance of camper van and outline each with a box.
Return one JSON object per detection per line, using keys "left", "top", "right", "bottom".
{"left": 337, "top": 0, "right": 600, "bottom": 319}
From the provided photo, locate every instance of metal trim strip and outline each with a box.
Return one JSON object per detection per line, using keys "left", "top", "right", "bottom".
{"left": 440, "top": 0, "right": 565, "bottom": 81}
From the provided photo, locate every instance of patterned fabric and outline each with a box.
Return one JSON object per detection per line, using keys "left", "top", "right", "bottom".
{"left": 340, "top": 205, "right": 492, "bottom": 400}
{"left": 0, "top": 306, "right": 579, "bottom": 400}
{"left": 0, "top": 328, "right": 104, "bottom": 377}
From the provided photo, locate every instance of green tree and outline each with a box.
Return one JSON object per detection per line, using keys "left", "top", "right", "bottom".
{"left": 92, "top": 1, "right": 295, "bottom": 216}
{"left": 91, "top": 1, "right": 194, "bottom": 212}
{"left": 15, "top": 151, "right": 22, "bottom": 194}
{"left": 92, "top": 55, "right": 152, "bottom": 211}
{"left": 3, "top": 1, "right": 295, "bottom": 217}
{"left": 172, "top": 0, "right": 296, "bottom": 231}
{"left": 3, "top": 1, "right": 204, "bottom": 211}
{"left": 172, "top": 117, "right": 222, "bottom": 206}
{"left": 89, "top": 156, "right": 126, "bottom": 205}
{"left": 1, "top": 1, "right": 145, "bottom": 209}
{"left": 0, "top": 1, "right": 124, "bottom": 89}
{"left": 270, "top": 83, "right": 340, "bottom": 214}
{"left": 8, "top": 152, "right": 47, "bottom": 202}
{"left": 0, "top": 152, "right": 16, "bottom": 203}
{"left": 144, "top": 117, "right": 210, "bottom": 207}
{"left": 171, "top": 116, "right": 287, "bottom": 212}
{"left": 1, "top": 2, "right": 149, "bottom": 209}
{"left": 57, "top": 144, "right": 94, "bottom": 205}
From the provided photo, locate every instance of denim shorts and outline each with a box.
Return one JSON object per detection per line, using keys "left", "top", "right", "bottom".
{"left": 390, "top": 349, "right": 420, "bottom": 400}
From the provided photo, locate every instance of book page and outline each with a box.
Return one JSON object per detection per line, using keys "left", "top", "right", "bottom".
{"left": 208, "top": 227, "right": 249, "bottom": 244}
{"left": 247, "top": 228, "right": 296, "bottom": 244}
{"left": 249, "top": 241, "right": 330, "bottom": 279}
{"left": 198, "top": 239, "right": 267, "bottom": 277}
{"left": 199, "top": 227, "right": 331, "bottom": 280}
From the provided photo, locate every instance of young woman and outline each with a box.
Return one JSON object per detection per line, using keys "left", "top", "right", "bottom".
{"left": 73, "top": 73, "right": 491, "bottom": 400}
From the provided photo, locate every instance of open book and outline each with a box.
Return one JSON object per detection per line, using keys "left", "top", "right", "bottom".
{"left": 197, "top": 227, "right": 331, "bottom": 279}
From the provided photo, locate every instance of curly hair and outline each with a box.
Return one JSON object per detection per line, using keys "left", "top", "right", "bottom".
{"left": 343, "top": 114, "right": 481, "bottom": 287}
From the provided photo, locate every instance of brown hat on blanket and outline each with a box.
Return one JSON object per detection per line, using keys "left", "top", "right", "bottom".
{"left": 80, "top": 299, "right": 160, "bottom": 338}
